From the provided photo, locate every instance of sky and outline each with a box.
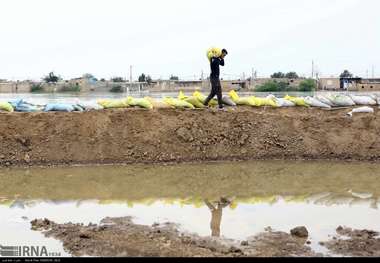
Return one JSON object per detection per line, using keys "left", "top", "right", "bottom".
{"left": 0, "top": 0, "right": 379, "bottom": 81}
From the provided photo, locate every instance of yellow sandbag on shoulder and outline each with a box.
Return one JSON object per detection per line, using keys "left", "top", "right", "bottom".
{"left": 163, "top": 97, "right": 195, "bottom": 109}
{"left": 250, "top": 97, "right": 278, "bottom": 107}
{"left": 284, "top": 95, "right": 309, "bottom": 107}
{"left": 206, "top": 47, "right": 222, "bottom": 62}
{"left": 127, "top": 97, "right": 153, "bottom": 109}
{"left": 193, "top": 91, "right": 218, "bottom": 106}
{"left": 228, "top": 90, "right": 256, "bottom": 106}
{"left": 97, "top": 98, "right": 129, "bottom": 109}
{"left": 145, "top": 97, "right": 173, "bottom": 109}
{"left": 0, "top": 102, "right": 14, "bottom": 112}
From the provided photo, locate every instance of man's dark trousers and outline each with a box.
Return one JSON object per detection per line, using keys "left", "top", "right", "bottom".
{"left": 204, "top": 78, "right": 223, "bottom": 108}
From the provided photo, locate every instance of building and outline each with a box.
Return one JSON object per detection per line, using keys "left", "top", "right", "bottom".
{"left": 318, "top": 78, "right": 341, "bottom": 91}
{"left": 318, "top": 78, "right": 380, "bottom": 91}
{"left": 356, "top": 78, "right": 380, "bottom": 91}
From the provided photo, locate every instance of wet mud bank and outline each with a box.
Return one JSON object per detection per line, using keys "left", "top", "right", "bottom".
{"left": 30, "top": 217, "right": 320, "bottom": 257}
{"left": 1, "top": 107, "right": 380, "bottom": 167}
{"left": 31, "top": 217, "right": 380, "bottom": 257}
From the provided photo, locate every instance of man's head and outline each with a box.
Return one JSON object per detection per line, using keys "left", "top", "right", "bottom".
{"left": 220, "top": 49, "right": 228, "bottom": 59}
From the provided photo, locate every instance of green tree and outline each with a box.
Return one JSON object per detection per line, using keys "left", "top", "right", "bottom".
{"left": 60, "top": 83, "right": 81, "bottom": 92}
{"left": 30, "top": 83, "right": 44, "bottom": 93}
{"left": 339, "top": 70, "right": 354, "bottom": 78}
{"left": 110, "top": 85, "right": 123, "bottom": 93}
{"left": 170, "top": 75, "right": 179, "bottom": 81}
{"left": 298, "top": 79, "right": 316, "bottom": 92}
{"left": 111, "top": 77, "right": 124, "bottom": 83}
{"left": 43, "top": 72, "right": 61, "bottom": 83}
{"left": 146, "top": 75, "right": 153, "bottom": 84}
{"left": 256, "top": 81, "right": 284, "bottom": 92}
{"left": 285, "top": 72, "right": 299, "bottom": 79}
{"left": 271, "top": 72, "right": 285, "bottom": 78}
{"left": 138, "top": 74, "right": 146, "bottom": 82}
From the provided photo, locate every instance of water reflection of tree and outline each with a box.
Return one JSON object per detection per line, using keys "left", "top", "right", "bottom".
{"left": 204, "top": 198, "right": 232, "bottom": 237}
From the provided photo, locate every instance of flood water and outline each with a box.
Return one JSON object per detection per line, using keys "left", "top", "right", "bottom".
{"left": 1, "top": 160, "right": 380, "bottom": 257}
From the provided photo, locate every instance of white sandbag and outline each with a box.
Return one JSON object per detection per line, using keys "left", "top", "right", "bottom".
{"left": 347, "top": 106, "right": 374, "bottom": 117}
{"left": 326, "top": 94, "right": 356, "bottom": 107}
{"left": 304, "top": 97, "right": 331, "bottom": 108}
{"left": 368, "top": 94, "right": 378, "bottom": 101}
{"left": 79, "top": 101, "right": 104, "bottom": 110}
{"left": 267, "top": 95, "right": 295, "bottom": 107}
{"left": 349, "top": 95, "right": 377, "bottom": 106}
{"left": 222, "top": 95, "right": 236, "bottom": 106}
{"left": 315, "top": 95, "right": 335, "bottom": 107}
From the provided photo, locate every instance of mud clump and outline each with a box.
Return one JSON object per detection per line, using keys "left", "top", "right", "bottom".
{"left": 321, "top": 227, "right": 380, "bottom": 257}
{"left": 243, "top": 231, "right": 320, "bottom": 257}
{"left": 31, "top": 218, "right": 54, "bottom": 231}
{"left": 1, "top": 107, "right": 380, "bottom": 167}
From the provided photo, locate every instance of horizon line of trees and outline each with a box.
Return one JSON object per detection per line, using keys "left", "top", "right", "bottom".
{"left": 5, "top": 70, "right": 363, "bottom": 84}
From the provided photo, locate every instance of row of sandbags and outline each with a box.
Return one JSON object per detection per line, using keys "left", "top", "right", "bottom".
{"left": 2, "top": 93, "right": 380, "bottom": 112}
{"left": 230, "top": 91, "right": 380, "bottom": 109}
{"left": 0, "top": 97, "right": 154, "bottom": 112}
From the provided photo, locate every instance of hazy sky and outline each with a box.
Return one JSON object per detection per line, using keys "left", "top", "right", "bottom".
{"left": 0, "top": 0, "right": 379, "bottom": 81}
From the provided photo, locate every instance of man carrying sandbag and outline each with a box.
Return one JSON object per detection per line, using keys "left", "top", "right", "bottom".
{"left": 204, "top": 49, "right": 228, "bottom": 109}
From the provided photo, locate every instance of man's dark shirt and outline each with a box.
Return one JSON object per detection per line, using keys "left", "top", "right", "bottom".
{"left": 210, "top": 57, "right": 225, "bottom": 79}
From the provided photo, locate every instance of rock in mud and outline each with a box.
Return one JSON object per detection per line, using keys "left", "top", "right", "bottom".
{"left": 291, "top": 226, "right": 309, "bottom": 238}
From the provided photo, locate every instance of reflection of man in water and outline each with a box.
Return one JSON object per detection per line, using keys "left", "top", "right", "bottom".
{"left": 204, "top": 197, "right": 231, "bottom": 237}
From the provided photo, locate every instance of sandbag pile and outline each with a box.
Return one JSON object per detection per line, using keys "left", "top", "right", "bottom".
{"left": 1, "top": 92, "right": 380, "bottom": 113}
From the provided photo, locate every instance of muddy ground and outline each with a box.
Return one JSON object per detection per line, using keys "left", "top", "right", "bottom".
{"left": 1, "top": 107, "right": 380, "bottom": 167}
{"left": 30, "top": 217, "right": 321, "bottom": 257}
{"left": 321, "top": 227, "right": 380, "bottom": 257}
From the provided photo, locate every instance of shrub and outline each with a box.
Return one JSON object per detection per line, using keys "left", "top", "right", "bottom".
{"left": 110, "top": 85, "right": 123, "bottom": 93}
{"left": 61, "top": 83, "right": 81, "bottom": 92}
{"left": 255, "top": 81, "right": 291, "bottom": 92}
{"left": 298, "top": 79, "right": 316, "bottom": 92}
{"left": 30, "top": 83, "right": 44, "bottom": 93}
{"left": 111, "top": 77, "right": 124, "bottom": 83}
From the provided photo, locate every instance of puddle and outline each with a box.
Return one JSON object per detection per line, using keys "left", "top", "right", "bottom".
{"left": 1, "top": 160, "right": 380, "bottom": 257}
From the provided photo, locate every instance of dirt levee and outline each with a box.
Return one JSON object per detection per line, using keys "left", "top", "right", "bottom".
{"left": 1, "top": 107, "right": 380, "bottom": 167}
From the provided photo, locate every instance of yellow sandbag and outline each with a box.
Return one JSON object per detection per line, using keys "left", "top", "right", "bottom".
{"left": 250, "top": 97, "right": 278, "bottom": 107}
{"left": 145, "top": 97, "right": 173, "bottom": 109}
{"left": 185, "top": 97, "right": 205, "bottom": 108}
{"left": 163, "top": 97, "right": 195, "bottom": 109}
{"left": 127, "top": 97, "right": 153, "bottom": 109}
{"left": 228, "top": 90, "right": 256, "bottom": 106}
{"left": 284, "top": 95, "right": 309, "bottom": 107}
{"left": 97, "top": 98, "right": 129, "bottom": 109}
{"left": 206, "top": 47, "right": 222, "bottom": 62}
{"left": 0, "top": 102, "right": 14, "bottom": 112}
{"left": 179, "top": 91, "right": 204, "bottom": 107}
{"left": 193, "top": 91, "right": 218, "bottom": 106}
{"left": 178, "top": 91, "right": 188, "bottom": 100}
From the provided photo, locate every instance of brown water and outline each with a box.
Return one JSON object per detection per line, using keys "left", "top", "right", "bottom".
{"left": 1, "top": 160, "right": 380, "bottom": 257}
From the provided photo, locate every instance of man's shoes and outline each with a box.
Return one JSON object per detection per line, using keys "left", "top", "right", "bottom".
{"left": 218, "top": 107, "right": 227, "bottom": 112}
